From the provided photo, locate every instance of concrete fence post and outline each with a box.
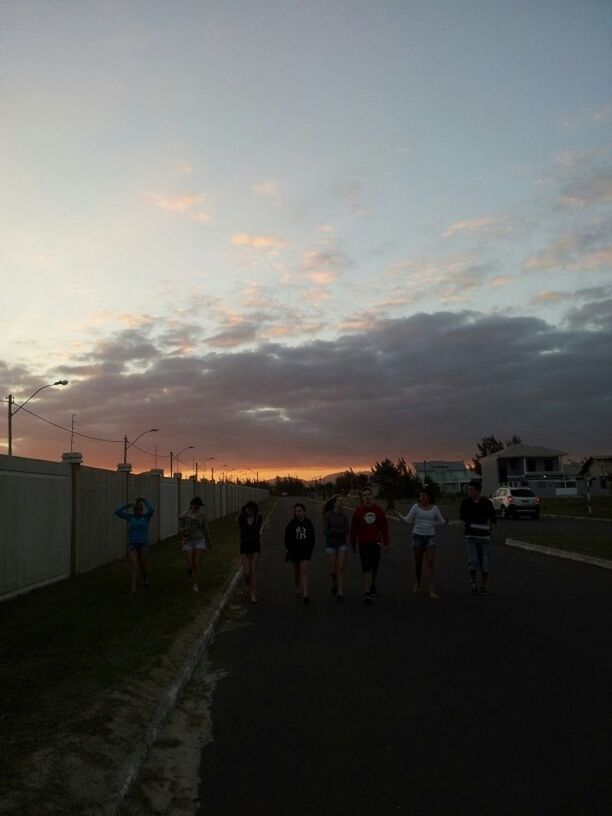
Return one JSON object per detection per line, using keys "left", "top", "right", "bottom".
{"left": 62, "top": 452, "right": 83, "bottom": 577}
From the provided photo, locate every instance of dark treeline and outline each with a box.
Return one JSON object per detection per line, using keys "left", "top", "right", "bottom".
{"left": 269, "top": 460, "right": 428, "bottom": 508}
{"left": 264, "top": 434, "right": 525, "bottom": 507}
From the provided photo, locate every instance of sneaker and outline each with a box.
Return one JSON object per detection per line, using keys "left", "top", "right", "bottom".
{"left": 429, "top": 591, "right": 439, "bottom": 600}
{"left": 413, "top": 582, "right": 420, "bottom": 593}
{"left": 369, "top": 584, "right": 378, "bottom": 597}
{"left": 303, "top": 595, "right": 311, "bottom": 604}
{"left": 470, "top": 581, "right": 478, "bottom": 594}
{"left": 192, "top": 583, "right": 199, "bottom": 593}
{"left": 337, "top": 594, "right": 346, "bottom": 602}
{"left": 363, "top": 592, "right": 372, "bottom": 605}
{"left": 480, "top": 587, "right": 489, "bottom": 596}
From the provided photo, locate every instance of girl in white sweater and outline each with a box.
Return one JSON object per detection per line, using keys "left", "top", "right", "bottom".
{"left": 396, "top": 490, "right": 447, "bottom": 599}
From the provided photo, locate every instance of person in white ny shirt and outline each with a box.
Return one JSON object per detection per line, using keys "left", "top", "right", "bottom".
{"left": 396, "top": 489, "right": 447, "bottom": 599}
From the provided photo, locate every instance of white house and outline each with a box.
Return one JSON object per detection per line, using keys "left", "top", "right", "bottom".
{"left": 479, "top": 444, "right": 568, "bottom": 497}
{"left": 411, "top": 460, "right": 474, "bottom": 495}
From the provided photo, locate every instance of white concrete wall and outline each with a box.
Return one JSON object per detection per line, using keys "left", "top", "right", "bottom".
{"left": 0, "top": 455, "right": 269, "bottom": 600}
{"left": 0, "top": 455, "right": 71, "bottom": 600}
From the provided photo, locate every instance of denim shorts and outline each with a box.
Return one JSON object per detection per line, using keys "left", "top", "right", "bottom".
{"left": 465, "top": 536, "right": 492, "bottom": 572}
{"left": 182, "top": 539, "right": 207, "bottom": 551}
{"left": 325, "top": 544, "right": 348, "bottom": 555}
{"left": 128, "top": 542, "right": 149, "bottom": 555}
{"left": 412, "top": 534, "right": 436, "bottom": 549}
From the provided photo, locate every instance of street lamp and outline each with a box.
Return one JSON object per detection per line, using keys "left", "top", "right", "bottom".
{"left": 172, "top": 444, "right": 194, "bottom": 476}
{"left": 194, "top": 456, "right": 215, "bottom": 480}
{"left": 6, "top": 380, "right": 69, "bottom": 456}
{"left": 123, "top": 428, "right": 159, "bottom": 464}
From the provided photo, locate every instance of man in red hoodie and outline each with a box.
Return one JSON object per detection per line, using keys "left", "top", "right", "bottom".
{"left": 350, "top": 485, "right": 390, "bottom": 604}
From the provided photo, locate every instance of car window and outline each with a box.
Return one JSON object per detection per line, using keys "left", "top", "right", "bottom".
{"left": 510, "top": 489, "right": 536, "bottom": 497}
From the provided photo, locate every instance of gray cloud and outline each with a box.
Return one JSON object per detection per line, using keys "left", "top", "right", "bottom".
{"left": 563, "top": 298, "right": 612, "bottom": 330}
{"left": 3, "top": 310, "right": 610, "bottom": 471}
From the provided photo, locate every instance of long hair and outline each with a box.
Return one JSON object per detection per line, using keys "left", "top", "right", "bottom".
{"left": 323, "top": 494, "right": 340, "bottom": 515}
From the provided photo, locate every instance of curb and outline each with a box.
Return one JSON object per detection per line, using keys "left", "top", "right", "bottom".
{"left": 541, "top": 513, "right": 612, "bottom": 522}
{"left": 113, "top": 499, "right": 279, "bottom": 813}
{"left": 505, "top": 538, "right": 612, "bottom": 570}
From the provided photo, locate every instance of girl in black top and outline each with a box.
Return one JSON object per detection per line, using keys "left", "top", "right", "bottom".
{"left": 238, "top": 501, "right": 262, "bottom": 603}
{"left": 284, "top": 503, "right": 315, "bottom": 603}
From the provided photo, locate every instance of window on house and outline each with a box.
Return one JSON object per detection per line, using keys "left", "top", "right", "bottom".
{"left": 544, "top": 459, "right": 554, "bottom": 471}
{"left": 526, "top": 459, "right": 536, "bottom": 471}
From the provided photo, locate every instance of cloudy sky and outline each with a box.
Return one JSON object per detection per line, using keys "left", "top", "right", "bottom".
{"left": 1, "top": 0, "right": 611, "bottom": 479}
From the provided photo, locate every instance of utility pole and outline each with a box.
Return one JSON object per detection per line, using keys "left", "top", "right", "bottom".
{"left": 7, "top": 395, "right": 13, "bottom": 456}
{"left": 170, "top": 451, "right": 174, "bottom": 477}
{"left": 70, "top": 414, "right": 76, "bottom": 452}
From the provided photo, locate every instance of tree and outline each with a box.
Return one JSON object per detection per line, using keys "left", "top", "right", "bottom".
{"left": 370, "top": 458, "right": 419, "bottom": 508}
{"left": 472, "top": 434, "right": 522, "bottom": 474}
{"left": 273, "top": 475, "right": 306, "bottom": 496}
{"left": 396, "top": 457, "right": 420, "bottom": 499}
{"left": 334, "top": 468, "right": 369, "bottom": 495}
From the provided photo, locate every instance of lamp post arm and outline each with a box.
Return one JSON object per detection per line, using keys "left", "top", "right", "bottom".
{"left": 10, "top": 384, "right": 54, "bottom": 417}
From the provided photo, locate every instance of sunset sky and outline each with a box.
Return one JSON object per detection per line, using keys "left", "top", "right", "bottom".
{"left": 1, "top": 1, "right": 611, "bottom": 480}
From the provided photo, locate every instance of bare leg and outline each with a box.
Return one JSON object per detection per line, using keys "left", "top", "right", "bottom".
{"left": 336, "top": 550, "right": 346, "bottom": 596}
{"left": 293, "top": 563, "right": 301, "bottom": 594}
{"left": 327, "top": 553, "right": 338, "bottom": 593}
{"left": 191, "top": 548, "right": 204, "bottom": 591}
{"left": 426, "top": 546, "right": 438, "bottom": 598}
{"left": 300, "top": 561, "right": 310, "bottom": 599}
{"left": 240, "top": 554, "right": 251, "bottom": 596}
{"left": 127, "top": 550, "right": 139, "bottom": 593}
{"left": 138, "top": 553, "right": 149, "bottom": 587}
{"left": 249, "top": 553, "right": 259, "bottom": 602}
{"left": 413, "top": 546, "right": 424, "bottom": 590}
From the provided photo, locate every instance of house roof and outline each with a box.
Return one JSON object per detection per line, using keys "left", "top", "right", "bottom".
{"left": 481, "top": 444, "right": 567, "bottom": 460}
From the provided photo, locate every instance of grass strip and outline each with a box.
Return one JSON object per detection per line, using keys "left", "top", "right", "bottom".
{"left": 507, "top": 532, "right": 612, "bottom": 562}
{"left": 0, "top": 499, "right": 274, "bottom": 785}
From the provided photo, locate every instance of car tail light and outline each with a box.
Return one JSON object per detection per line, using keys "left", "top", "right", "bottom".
{"left": 507, "top": 497, "right": 513, "bottom": 503}
{"left": 536, "top": 497, "right": 540, "bottom": 503}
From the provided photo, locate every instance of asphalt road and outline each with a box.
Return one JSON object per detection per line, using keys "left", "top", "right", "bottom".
{"left": 198, "top": 499, "right": 612, "bottom": 816}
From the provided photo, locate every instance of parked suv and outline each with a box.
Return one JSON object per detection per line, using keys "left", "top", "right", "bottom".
{"left": 491, "top": 487, "right": 540, "bottom": 519}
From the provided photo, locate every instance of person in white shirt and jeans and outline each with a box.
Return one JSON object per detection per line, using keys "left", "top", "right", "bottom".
{"left": 396, "top": 489, "right": 447, "bottom": 599}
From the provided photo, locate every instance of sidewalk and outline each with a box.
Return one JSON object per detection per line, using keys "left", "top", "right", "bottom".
{"left": 0, "top": 500, "right": 273, "bottom": 816}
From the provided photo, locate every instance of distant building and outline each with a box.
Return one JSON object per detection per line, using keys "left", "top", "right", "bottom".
{"left": 479, "top": 444, "right": 568, "bottom": 497}
{"left": 411, "top": 460, "right": 474, "bottom": 495}
{"left": 579, "top": 456, "right": 612, "bottom": 496}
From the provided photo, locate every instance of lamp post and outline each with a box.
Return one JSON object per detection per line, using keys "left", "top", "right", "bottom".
{"left": 123, "top": 428, "right": 159, "bottom": 465}
{"left": 6, "top": 380, "right": 69, "bottom": 456}
{"left": 194, "top": 456, "right": 215, "bottom": 481}
{"left": 173, "top": 445, "right": 194, "bottom": 476}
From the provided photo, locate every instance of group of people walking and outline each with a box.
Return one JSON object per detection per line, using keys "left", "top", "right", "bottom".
{"left": 114, "top": 495, "right": 215, "bottom": 594}
{"left": 114, "top": 480, "right": 497, "bottom": 601}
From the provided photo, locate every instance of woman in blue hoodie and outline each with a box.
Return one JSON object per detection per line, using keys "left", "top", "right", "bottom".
{"left": 114, "top": 496, "right": 154, "bottom": 594}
